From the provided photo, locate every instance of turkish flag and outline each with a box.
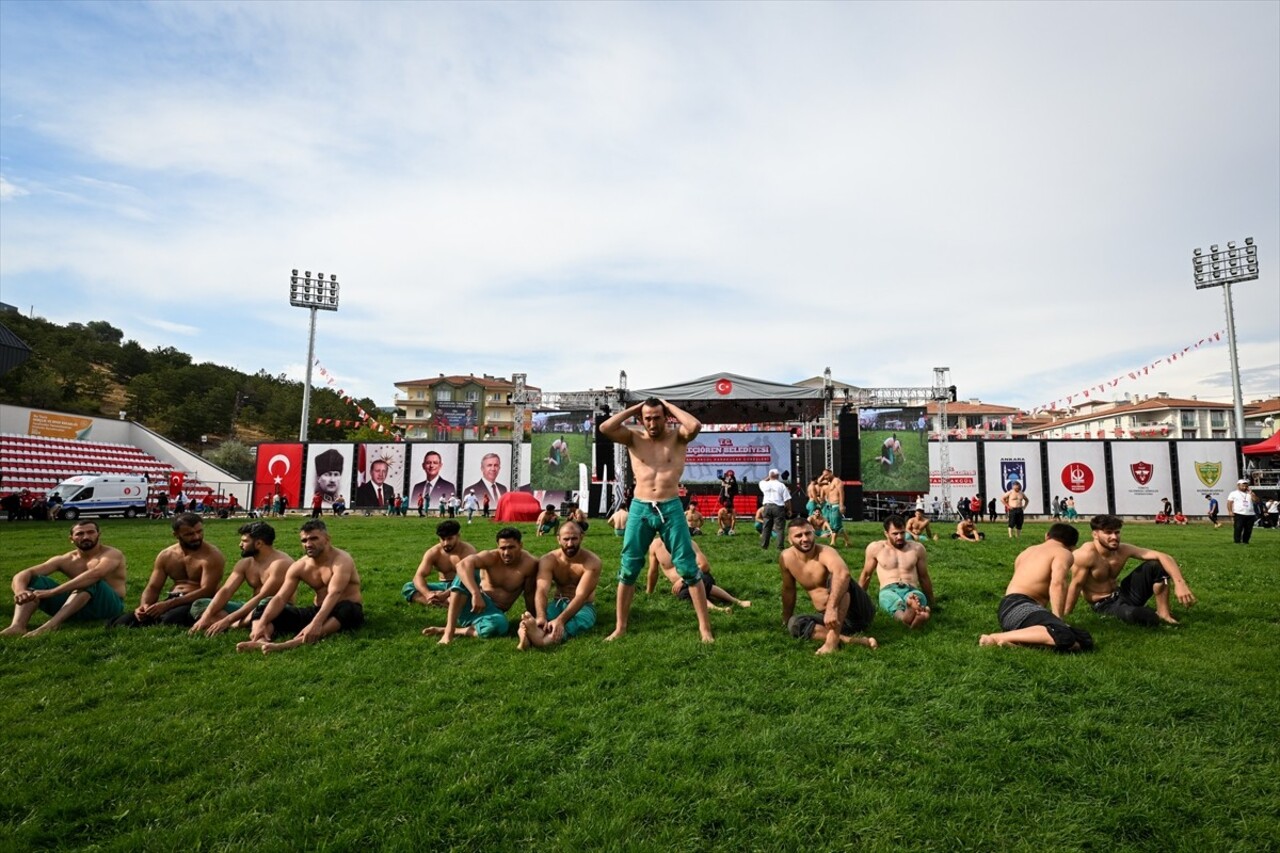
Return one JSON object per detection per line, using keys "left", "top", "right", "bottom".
{"left": 168, "top": 472, "right": 185, "bottom": 498}
{"left": 254, "top": 443, "right": 304, "bottom": 510}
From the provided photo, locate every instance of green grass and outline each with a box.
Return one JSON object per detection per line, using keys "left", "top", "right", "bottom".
{"left": 861, "top": 429, "right": 930, "bottom": 492}
{"left": 2, "top": 516, "right": 1277, "bottom": 851}
{"left": 529, "top": 431, "right": 589, "bottom": 492}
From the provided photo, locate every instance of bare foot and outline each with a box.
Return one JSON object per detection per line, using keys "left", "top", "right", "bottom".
{"left": 25, "top": 623, "right": 56, "bottom": 637}
{"left": 978, "top": 634, "right": 1009, "bottom": 647}
{"left": 1158, "top": 613, "right": 1181, "bottom": 625}
{"left": 236, "top": 640, "right": 267, "bottom": 653}
{"left": 815, "top": 643, "right": 836, "bottom": 655}
{"left": 0, "top": 625, "right": 27, "bottom": 637}
{"left": 737, "top": 600, "right": 752, "bottom": 608}
{"left": 700, "top": 632, "right": 715, "bottom": 644}
{"left": 516, "top": 614, "right": 533, "bottom": 650}
{"left": 841, "top": 635, "right": 877, "bottom": 650}
{"left": 421, "top": 626, "right": 445, "bottom": 636}
{"left": 604, "top": 628, "right": 626, "bottom": 641}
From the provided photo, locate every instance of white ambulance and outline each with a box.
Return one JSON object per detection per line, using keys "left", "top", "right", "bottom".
{"left": 51, "top": 474, "right": 151, "bottom": 520}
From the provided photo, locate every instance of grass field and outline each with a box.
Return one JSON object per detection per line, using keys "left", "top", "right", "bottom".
{"left": 861, "top": 429, "right": 930, "bottom": 493}
{"left": 2, "top": 515, "right": 1277, "bottom": 851}
{"left": 530, "top": 431, "right": 590, "bottom": 492}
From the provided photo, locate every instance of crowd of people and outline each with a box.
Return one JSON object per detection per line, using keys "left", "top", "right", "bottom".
{"left": 7, "top": 399, "right": 1222, "bottom": 659}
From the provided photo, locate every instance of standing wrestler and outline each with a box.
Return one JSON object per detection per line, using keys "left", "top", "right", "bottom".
{"left": 426, "top": 527, "right": 537, "bottom": 644}
{"left": 237, "top": 520, "right": 363, "bottom": 653}
{"left": 1001, "top": 482, "right": 1029, "bottom": 538}
{"left": 647, "top": 538, "right": 751, "bottom": 612}
{"left": 979, "top": 524, "right": 1093, "bottom": 652}
{"left": 517, "top": 521, "right": 601, "bottom": 649}
{"left": 402, "top": 520, "right": 477, "bottom": 607}
{"left": 780, "top": 519, "right": 877, "bottom": 655}
{"left": 1065, "top": 514, "right": 1196, "bottom": 626}
{"left": 858, "top": 514, "right": 933, "bottom": 629}
{"left": 4, "top": 521, "right": 127, "bottom": 636}
{"left": 109, "top": 513, "right": 224, "bottom": 628}
{"left": 820, "top": 472, "right": 849, "bottom": 547}
{"left": 189, "top": 521, "right": 294, "bottom": 636}
{"left": 600, "top": 398, "right": 714, "bottom": 643}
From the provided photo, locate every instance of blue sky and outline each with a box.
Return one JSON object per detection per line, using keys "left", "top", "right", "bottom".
{"left": 2, "top": 1, "right": 1276, "bottom": 413}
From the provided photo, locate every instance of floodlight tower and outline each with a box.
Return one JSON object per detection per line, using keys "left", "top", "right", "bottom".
{"left": 1192, "top": 238, "right": 1258, "bottom": 437}
{"left": 289, "top": 269, "right": 340, "bottom": 441}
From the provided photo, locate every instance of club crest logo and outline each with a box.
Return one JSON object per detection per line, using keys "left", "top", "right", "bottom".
{"left": 1195, "top": 461, "right": 1222, "bottom": 488}
{"left": 1061, "top": 462, "right": 1094, "bottom": 493}
{"left": 1130, "top": 461, "right": 1153, "bottom": 486}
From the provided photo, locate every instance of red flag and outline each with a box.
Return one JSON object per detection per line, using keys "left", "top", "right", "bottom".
{"left": 168, "top": 472, "right": 186, "bottom": 498}
{"left": 253, "top": 443, "right": 304, "bottom": 510}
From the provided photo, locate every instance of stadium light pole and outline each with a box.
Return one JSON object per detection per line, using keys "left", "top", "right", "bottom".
{"left": 1192, "top": 238, "right": 1258, "bottom": 438}
{"left": 289, "top": 270, "right": 340, "bottom": 442}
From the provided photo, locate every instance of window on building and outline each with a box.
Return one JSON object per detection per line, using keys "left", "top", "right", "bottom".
{"left": 436, "top": 388, "right": 453, "bottom": 402}
{"left": 414, "top": 409, "right": 424, "bottom": 418}
{"left": 1210, "top": 411, "right": 1226, "bottom": 428}
{"left": 414, "top": 390, "right": 424, "bottom": 400}
{"left": 1212, "top": 430, "right": 1227, "bottom": 439}
{"left": 465, "top": 390, "right": 480, "bottom": 402}
{"left": 1180, "top": 410, "right": 1197, "bottom": 428}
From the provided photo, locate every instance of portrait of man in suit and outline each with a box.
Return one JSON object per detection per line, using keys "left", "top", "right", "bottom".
{"left": 410, "top": 449, "right": 456, "bottom": 507}
{"left": 355, "top": 457, "right": 396, "bottom": 508}
{"left": 466, "top": 452, "right": 508, "bottom": 505}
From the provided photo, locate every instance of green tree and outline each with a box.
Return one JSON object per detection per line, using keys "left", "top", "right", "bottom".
{"left": 204, "top": 439, "right": 255, "bottom": 480}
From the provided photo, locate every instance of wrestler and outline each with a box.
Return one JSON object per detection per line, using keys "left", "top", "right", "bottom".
{"left": 647, "top": 538, "right": 751, "bottom": 612}
{"left": 600, "top": 398, "right": 714, "bottom": 642}
{"left": 715, "top": 506, "right": 736, "bottom": 536}
{"left": 858, "top": 514, "right": 933, "bottom": 629}
{"left": 685, "top": 504, "right": 705, "bottom": 537}
{"left": 1001, "top": 482, "right": 1030, "bottom": 539}
{"left": 1065, "top": 514, "right": 1196, "bottom": 626}
{"left": 807, "top": 508, "right": 833, "bottom": 544}
{"left": 608, "top": 506, "right": 629, "bottom": 537}
{"left": 780, "top": 519, "right": 877, "bottom": 655}
{"left": 425, "top": 526, "right": 537, "bottom": 644}
{"left": 517, "top": 521, "right": 601, "bottom": 649}
{"left": 951, "top": 519, "right": 985, "bottom": 541}
{"left": 4, "top": 521, "right": 126, "bottom": 637}
{"left": 109, "top": 513, "right": 224, "bottom": 628}
{"left": 820, "top": 473, "right": 849, "bottom": 547}
{"left": 752, "top": 505, "right": 766, "bottom": 533}
{"left": 401, "top": 520, "right": 477, "bottom": 607}
{"left": 905, "top": 508, "right": 936, "bottom": 542}
{"left": 189, "top": 521, "right": 293, "bottom": 636}
{"left": 535, "top": 505, "right": 559, "bottom": 537}
{"left": 979, "top": 524, "right": 1093, "bottom": 652}
{"left": 236, "top": 520, "right": 363, "bottom": 654}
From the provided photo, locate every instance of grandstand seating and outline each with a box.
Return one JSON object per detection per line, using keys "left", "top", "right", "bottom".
{"left": 690, "top": 494, "right": 759, "bottom": 516}
{"left": 0, "top": 433, "right": 218, "bottom": 506}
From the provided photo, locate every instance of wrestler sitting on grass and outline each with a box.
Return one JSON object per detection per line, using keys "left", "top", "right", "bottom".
{"left": 236, "top": 520, "right": 363, "bottom": 654}
{"left": 858, "top": 514, "right": 933, "bottom": 630}
{"left": 401, "top": 520, "right": 477, "bottom": 608}
{"left": 425, "top": 527, "right": 537, "bottom": 644}
{"left": 979, "top": 523, "right": 1092, "bottom": 652}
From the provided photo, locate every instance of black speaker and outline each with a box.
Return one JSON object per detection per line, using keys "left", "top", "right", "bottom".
{"left": 594, "top": 413, "right": 615, "bottom": 480}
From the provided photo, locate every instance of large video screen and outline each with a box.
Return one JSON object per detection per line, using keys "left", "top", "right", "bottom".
{"left": 860, "top": 407, "right": 929, "bottom": 492}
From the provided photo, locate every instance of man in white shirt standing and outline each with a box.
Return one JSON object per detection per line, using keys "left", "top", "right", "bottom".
{"left": 1226, "top": 478, "right": 1256, "bottom": 544}
{"left": 759, "top": 469, "right": 790, "bottom": 551}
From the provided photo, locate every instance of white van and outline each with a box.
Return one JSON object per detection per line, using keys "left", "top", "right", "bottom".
{"left": 51, "top": 474, "right": 151, "bottom": 520}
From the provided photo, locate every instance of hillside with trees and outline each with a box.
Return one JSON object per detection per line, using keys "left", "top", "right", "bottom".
{"left": 0, "top": 314, "right": 386, "bottom": 479}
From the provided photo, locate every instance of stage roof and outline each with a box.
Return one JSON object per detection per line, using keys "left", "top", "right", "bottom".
{"left": 625, "top": 371, "right": 828, "bottom": 423}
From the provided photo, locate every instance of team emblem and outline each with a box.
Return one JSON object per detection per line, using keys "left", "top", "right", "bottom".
{"left": 1195, "top": 461, "right": 1221, "bottom": 488}
{"left": 1130, "top": 461, "right": 1153, "bottom": 486}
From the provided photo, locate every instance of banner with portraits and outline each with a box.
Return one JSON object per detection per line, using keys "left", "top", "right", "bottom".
{"left": 355, "top": 443, "right": 406, "bottom": 508}
{"left": 462, "top": 444, "right": 512, "bottom": 508}
{"left": 1176, "top": 440, "right": 1238, "bottom": 513}
{"left": 408, "top": 443, "right": 460, "bottom": 510}
{"left": 1110, "top": 441, "right": 1175, "bottom": 516}
{"left": 984, "top": 442, "right": 1045, "bottom": 512}
{"left": 306, "top": 443, "right": 353, "bottom": 509}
